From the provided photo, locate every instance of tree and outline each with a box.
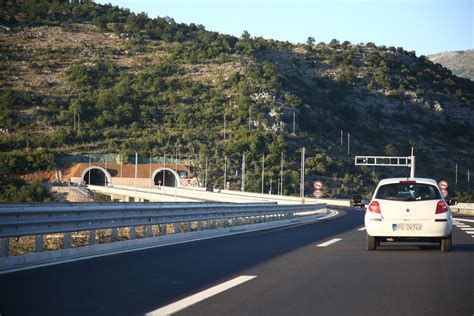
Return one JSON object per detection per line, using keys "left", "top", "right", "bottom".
{"left": 241, "top": 30, "right": 251, "bottom": 40}
{"left": 384, "top": 144, "right": 398, "bottom": 156}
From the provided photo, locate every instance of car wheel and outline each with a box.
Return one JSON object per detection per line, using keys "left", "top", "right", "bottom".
{"left": 366, "top": 232, "right": 376, "bottom": 250}
{"left": 441, "top": 234, "right": 452, "bottom": 252}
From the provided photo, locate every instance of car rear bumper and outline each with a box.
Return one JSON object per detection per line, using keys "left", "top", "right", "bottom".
{"left": 365, "top": 217, "right": 452, "bottom": 238}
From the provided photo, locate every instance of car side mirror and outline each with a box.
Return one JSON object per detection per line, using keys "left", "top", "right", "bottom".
{"left": 447, "top": 199, "right": 458, "bottom": 206}
{"left": 361, "top": 199, "right": 370, "bottom": 206}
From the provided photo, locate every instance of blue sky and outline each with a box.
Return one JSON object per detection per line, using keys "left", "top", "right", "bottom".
{"left": 96, "top": 0, "right": 473, "bottom": 56}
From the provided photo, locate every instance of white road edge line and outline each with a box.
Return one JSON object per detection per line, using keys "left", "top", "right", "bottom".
{"left": 454, "top": 218, "right": 474, "bottom": 223}
{"left": 358, "top": 227, "right": 366, "bottom": 231}
{"left": 317, "top": 238, "right": 342, "bottom": 247}
{"left": 146, "top": 275, "right": 257, "bottom": 315}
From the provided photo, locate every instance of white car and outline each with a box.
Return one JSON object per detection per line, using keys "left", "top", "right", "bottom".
{"left": 364, "top": 178, "right": 456, "bottom": 251}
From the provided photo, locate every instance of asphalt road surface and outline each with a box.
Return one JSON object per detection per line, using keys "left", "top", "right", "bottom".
{"left": 1, "top": 209, "right": 473, "bottom": 316}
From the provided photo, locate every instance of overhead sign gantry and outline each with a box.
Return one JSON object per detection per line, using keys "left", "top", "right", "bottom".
{"left": 354, "top": 148, "right": 416, "bottom": 178}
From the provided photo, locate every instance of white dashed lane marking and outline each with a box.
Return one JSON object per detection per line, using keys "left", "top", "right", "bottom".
{"left": 358, "top": 227, "right": 366, "bottom": 231}
{"left": 317, "top": 238, "right": 343, "bottom": 247}
{"left": 146, "top": 275, "right": 257, "bottom": 315}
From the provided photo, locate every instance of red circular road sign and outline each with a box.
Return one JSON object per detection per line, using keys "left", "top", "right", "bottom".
{"left": 313, "top": 181, "right": 323, "bottom": 190}
{"left": 313, "top": 190, "right": 323, "bottom": 198}
{"left": 438, "top": 180, "right": 448, "bottom": 190}
{"left": 441, "top": 189, "right": 448, "bottom": 198}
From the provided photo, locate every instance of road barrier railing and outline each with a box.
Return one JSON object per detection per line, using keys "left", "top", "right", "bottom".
{"left": 451, "top": 203, "right": 474, "bottom": 216}
{"left": 0, "top": 202, "right": 326, "bottom": 260}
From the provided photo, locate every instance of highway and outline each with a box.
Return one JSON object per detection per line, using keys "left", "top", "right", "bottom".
{"left": 1, "top": 209, "right": 473, "bottom": 316}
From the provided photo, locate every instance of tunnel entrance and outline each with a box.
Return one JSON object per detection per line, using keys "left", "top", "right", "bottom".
{"left": 83, "top": 167, "right": 111, "bottom": 186}
{"left": 153, "top": 169, "right": 178, "bottom": 187}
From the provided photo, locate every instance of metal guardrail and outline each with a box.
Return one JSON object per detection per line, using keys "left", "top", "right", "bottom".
{"left": 0, "top": 202, "right": 325, "bottom": 258}
{"left": 451, "top": 203, "right": 474, "bottom": 216}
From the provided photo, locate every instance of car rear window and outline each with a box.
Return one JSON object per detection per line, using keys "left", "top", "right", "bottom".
{"left": 375, "top": 183, "right": 441, "bottom": 201}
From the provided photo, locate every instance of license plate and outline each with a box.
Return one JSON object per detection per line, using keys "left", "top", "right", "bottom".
{"left": 392, "top": 224, "right": 422, "bottom": 231}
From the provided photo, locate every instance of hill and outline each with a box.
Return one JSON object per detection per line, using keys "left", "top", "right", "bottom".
{"left": 1, "top": 0, "right": 473, "bottom": 201}
{"left": 428, "top": 50, "right": 474, "bottom": 81}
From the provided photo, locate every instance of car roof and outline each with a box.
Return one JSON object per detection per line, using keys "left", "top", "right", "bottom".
{"left": 377, "top": 178, "right": 438, "bottom": 186}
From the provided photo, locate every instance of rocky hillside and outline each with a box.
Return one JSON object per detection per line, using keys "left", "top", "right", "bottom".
{"left": 1, "top": 1, "right": 473, "bottom": 201}
{"left": 428, "top": 50, "right": 474, "bottom": 81}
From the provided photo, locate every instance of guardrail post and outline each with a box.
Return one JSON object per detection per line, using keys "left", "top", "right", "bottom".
{"left": 186, "top": 222, "right": 192, "bottom": 232}
{"left": 1, "top": 238, "right": 9, "bottom": 257}
{"left": 146, "top": 225, "right": 152, "bottom": 238}
{"left": 35, "top": 235, "right": 43, "bottom": 253}
{"left": 160, "top": 224, "right": 166, "bottom": 236}
{"left": 130, "top": 226, "right": 135, "bottom": 240}
{"left": 232, "top": 218, "right": 236, "bottom": 227}
{"left": 174, "top": 223, "right": 180, "bottom": 234}
{"left": 64, "top": 233, "right": 72, "bottom": 249}
{"left": 89, "top": 230, "right": 96, "bottom": 245}
{"left": 221, "top": 219, "right": 226, "bottom": 228}
{"left": 197, "top": 221, "right": 203, "bottom": 231}
{"left": 111, "top": 228, "right": 118, "bottom": 242}
{"left": 207, "top": 220, "right": 212, "bottom": 229}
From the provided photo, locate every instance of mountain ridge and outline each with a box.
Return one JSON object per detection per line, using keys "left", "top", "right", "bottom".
{"left": 0, "top": 1, "right": 473, "bottom": 202}
{"left": 427, "top": 49, "right": 474, "bottom": 81}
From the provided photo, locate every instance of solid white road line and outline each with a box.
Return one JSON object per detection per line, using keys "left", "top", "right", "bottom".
{"left": 317, "top": 238, "right": 342, "bottom": 247}
{"left": 146, "top": 275, "right": 257, "bottom": 315}
{"left": 454, "top": 218, "right": 474, "bottom": 223}
{"left": 358, "top": 227, "right": 366, "bottom": 231}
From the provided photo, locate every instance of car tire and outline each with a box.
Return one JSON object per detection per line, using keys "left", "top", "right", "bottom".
{"left": 441, "top": 234, "right": 452, "bottom": 252}
{"left": 366, "top": 233, "right": 376, "bottom": 250}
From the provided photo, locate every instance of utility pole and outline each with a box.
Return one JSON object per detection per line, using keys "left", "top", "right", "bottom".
{"left": 223, "top": 112, "right": 226, "bottom": 141}
{"left": 224, "top": 155, "right": 227, "bottom": 190}
{"left": 261, "top": 155, "right": 265, "bottom": 194}
{"left": 241, "top": 153, "right": 246, "bottom": 192}
{"left": 347, "top": 132, "right": 350, "bottom": 156}
{"left": 162, "top": 153, "right": 166, "bottom": 196}
{"left": 88, "top": 153, "right": 91, "bottom": 185}
{"left": 280, "top": 152, "right": 284, "bottom": 196}
{"left": 104, "top": 154, "right": 107, "bottom": 186}
{"left": 455, "top": 163, "right": 458, "bottom": 185}
{"left": 205, "top": 156, "right": 208, "bottom": 189}
{"left": 134, "top": 152, "right": 138, "bottom": 193}
{"left": 149, "top": 152, "right": 152, "bottom": 192}
{"left": 73, "top": 107, "right": 76, "bottom": 131}
{"left": 175, "top": 149, "right": 178, "bottom": 199}
{"left": 248, "top": 108, "right": 251, "bottom": 129}
{"left": 120, "top": 152, "right": 123, "bottom": 181}
{"left": 77, "top": 114, "right": 80, "bottom": 133}
{"left": 300, "top": 147, "right": 305, "bottom": 199}
{"left": 468, "top": 168, "right": 470, "bottom": 191}
{"left": 340, "top": 130, "right": 343, "bottom": 148}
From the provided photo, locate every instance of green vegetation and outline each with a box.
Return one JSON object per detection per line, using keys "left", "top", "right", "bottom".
{"left": 0, "top": 0, "right": 473, "bottom": 201}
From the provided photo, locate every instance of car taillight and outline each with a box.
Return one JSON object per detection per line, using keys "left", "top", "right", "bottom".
{"left": 436, "top": 201, "right": 448, "bottom": 214}
{"left": 369, "top": 201, "right": 381, "bottom": 214}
